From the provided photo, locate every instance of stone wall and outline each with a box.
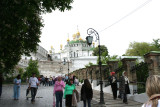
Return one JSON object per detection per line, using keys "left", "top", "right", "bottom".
{"left": 38, "top": 60, "right": 72, "bottom": 77}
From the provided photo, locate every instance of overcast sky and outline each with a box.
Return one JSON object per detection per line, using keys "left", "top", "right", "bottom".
{"left": 39, "top": 0, "right": 160, "bottom": 56}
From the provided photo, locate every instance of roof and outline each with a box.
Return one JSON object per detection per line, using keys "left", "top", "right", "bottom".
{"left": 69, "top": 40, "right": 86, "bottom": 44}
{"left": 150, "top": 51, "right": 160, "bottom": 54}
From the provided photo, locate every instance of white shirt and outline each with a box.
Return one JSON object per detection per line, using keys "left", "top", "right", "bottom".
{"left": 29, "top": 77, "right": 38, "bottom": 88}
{"left": 142, "top": 100, "right": 160, "bottom": 107}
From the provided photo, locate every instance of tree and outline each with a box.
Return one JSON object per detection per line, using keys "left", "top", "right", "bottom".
{"left": 125, "top": 41, "right": 160, "bottom": 56}
{"left": 93, "top": 45, "right": 109, "bottom": 64}
{"left": 23, "top": 59, "right": 40, "bottom": 79}
{"left": 152, "top": 38, "right": 160, "bottom": 48}
{"left": 0, "top": 0, "right": 73, "bottom": 73}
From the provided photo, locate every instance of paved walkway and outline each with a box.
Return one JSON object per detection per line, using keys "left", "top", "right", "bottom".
{"left": 0, "top": 84, "right": 143, "bottom": 107}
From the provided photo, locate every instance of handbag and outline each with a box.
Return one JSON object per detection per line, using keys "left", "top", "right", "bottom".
{"left": 72, "top": 92, "right": 78, "bottom": 107}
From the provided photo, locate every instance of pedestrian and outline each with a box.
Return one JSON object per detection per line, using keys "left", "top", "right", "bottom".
{"left": 49, "top": 75, "right": 52, "bottom": 86}
{"left": 142, "top": 75, "right": 160, "bottom": 107}
{"left": 119, "top": 71, "right": 130, "bottom": 104}
{"left": 13, "top": 74, "right": 21, "bottom": 100}
{"left": 41, "top": 76, "right": 45, "bottom": 86}
{"left": 52, "top": 76, "right": 55, "bottom": 86}
{"left": 64, "top": 79, "right": 76, "bottom": 107}
{"left": 53, "top": 76, "right": 65, "bottom": 107}
{"left": 29, "top": 73, "right": 39, "bottom": 102}
{"left": 45, "top": 76, "right": 49, "bottom": 86}
{"left": 81, "top": 79, "right": 93, "bottom": 107}
{"left": 74, "top": 77, "right": 79, "bottom": 86}
{"left": 65, "top": 75, "right": 69, "bottom": 84}
{"left": 0, "top": 73, "right": 3, "bottom": 98}
{"left": 109, "top": 72, "right": 118, "bottom": 99}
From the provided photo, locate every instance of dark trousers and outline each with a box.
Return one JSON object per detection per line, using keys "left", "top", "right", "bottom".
{"left": 83, "top": 99, "right": 91, "bottom": 107}
{"left": 31, "top": 87, "right": 37, "bottom": 101}
{"left": 66, "top": 95, "right": 72, "bottom": 107}
{"left": 111, "top": 83, "right": 117, "bottom": 99}
{"left": 0, "top": 85, "right": 2, "bottom": 97}
{"left": 123, "top": 93, "right": 127, "bottom": 103}
{"left": 55, "top": 91, "right": 63, "bottom": 107}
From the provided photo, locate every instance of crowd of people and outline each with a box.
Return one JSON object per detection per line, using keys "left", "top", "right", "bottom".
{"left": 0, "top": 71, "right": 160, "bottom": 107}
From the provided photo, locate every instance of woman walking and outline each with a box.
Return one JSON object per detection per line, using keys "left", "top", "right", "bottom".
{"left": 142, "top": 75, "right": 160, "bottom": 107}
{"left": 13, "top": 74, "right": 21, "bottom": 100}
{"left": 109, "top": 72, "right": 118, "bottom": 99}
{"left": 81, "top": 79, "right": 93, "bottom": 107}
{"left": 64, "top": 79, "right": 76, "bottom": 107}
{"left": 53, "top": 76, "right": 65, "bottom": 107}
{"left": 119, "top": 71, "right": 130, "bottom": 104}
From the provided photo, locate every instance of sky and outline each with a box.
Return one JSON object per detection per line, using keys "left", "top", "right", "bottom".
{"left": 39, "top": 0, "right": 160, "bottom": 56}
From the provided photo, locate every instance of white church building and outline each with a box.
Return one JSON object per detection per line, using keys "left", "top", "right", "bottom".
{"left": 51, "top": 31, "right": 98, "bottom": 72}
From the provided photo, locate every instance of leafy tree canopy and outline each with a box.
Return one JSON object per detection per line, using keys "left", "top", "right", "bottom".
{"left": 93, "top": 45, "right": 108, "bottom": 56}
{"left": 125, "top": 40, "right": 160, "bottom": 56}
{"left": 23, "top": 59, "right": 40, "bottom": 78}
{"left": 0, "top": 0, "right": 73, "bottom": 73}
{"left": 92, "top": 45, "right": 108, "bottom": 64}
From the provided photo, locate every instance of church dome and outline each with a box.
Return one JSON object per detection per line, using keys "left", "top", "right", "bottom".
{"left": 79, "top": 37, "right": 82, "bottom": 41}
{"left": 67, "top": 38, "right": 70, "bottom": 42}
{"left": 60, "top": 44, "right": 63, "bottom": 50}
{"left": 51, "top": 46, "right": 53, "bottom": 49}
{"left": 72, "top": 34, "right": 76, "bottom": 39}
{"left": 76, "top": 31, "right": 80, "bottom": 36}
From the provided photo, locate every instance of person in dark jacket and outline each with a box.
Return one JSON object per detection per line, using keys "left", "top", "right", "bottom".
{"left": 109, "top": 72, "right": 118, "bottom": 100}
{"left": 119, "top": 71, "right": 130, "bottom": 104}
{"left": 81, "top": 79, "right": 93, "bottom": 107}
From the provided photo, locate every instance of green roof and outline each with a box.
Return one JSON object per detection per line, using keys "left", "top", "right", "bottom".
{"left": 69, "top": 40, "right": 86, "bottom": 44}
{"left": 109, "top": 59, "right": 119, "bottom": 61}
{"left": 150, "top": 51, "right": 160, "bottom": 54}
{"left": 90, "top": 47, "right": 95, "bottom": 51}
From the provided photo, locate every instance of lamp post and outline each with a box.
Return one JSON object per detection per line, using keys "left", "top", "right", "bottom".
{"left": 86, "top": 28, "right": 105, "bottom": 104}
{"left": 63, "top": 59, "right": 70, "bottom": 77}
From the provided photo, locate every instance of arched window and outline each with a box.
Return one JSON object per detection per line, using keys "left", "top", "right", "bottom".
{"left": 74, "top": 52, "right": 76, "bottom": 57}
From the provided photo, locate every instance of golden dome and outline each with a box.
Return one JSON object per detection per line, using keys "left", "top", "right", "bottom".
{"left": 79, "top": 37, "right": 82, "bottom": 41}
{"left": 72, "top": 34, "right": 76, "bottom": 39}
{"left": 51, "top": 46, "right": 53, "bottom": 49}
{"left": 60, "top": 44, "right": 63, "bottom": 50}
{"left": 67, "top": 38, "right": 70, "bottom": 42}
{"left": 76, "top": 31, "right": 80, "bottom": 36}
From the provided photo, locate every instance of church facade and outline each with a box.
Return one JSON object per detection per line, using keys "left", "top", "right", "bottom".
{"left": 51, "top": 31, "right": 98, "bottom": 72}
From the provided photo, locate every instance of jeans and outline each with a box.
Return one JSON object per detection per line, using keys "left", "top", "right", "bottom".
{"left": 55, "top": 91, "right": 63, "bottom": 107}
{"left": 31, "top": 87, "right": 37, "bottom": 101}
{"left": 13, "top": 85, "right": 20, "bottom": 99}
{"left": 83, "top": 99, "right": 91, "bottom": 107}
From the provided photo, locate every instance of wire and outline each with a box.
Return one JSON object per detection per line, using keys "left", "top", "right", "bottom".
{"left": 99, "top": 0, "right": 152, "bottom": 33}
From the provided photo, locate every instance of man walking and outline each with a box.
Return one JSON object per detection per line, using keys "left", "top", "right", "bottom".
{"left": 29, "top": 73, "right": 39, "bottom": 102}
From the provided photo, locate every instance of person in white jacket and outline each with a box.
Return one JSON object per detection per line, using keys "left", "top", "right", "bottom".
{"left": 142, "top": 75, "right": 160, "bottom": 107}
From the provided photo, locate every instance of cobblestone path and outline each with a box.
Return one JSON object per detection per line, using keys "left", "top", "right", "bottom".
{"left": 0, "top": 84, "right": 143, "bottom": 107}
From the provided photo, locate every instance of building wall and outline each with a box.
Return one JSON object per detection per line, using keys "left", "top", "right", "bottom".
{"left": 71, "top": 56, "right": 97, "bottom": 71}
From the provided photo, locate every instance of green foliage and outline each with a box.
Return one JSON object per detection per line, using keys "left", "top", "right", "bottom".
{"left": 0, "top": 0, "right": 73, "bottom": 74}
{"left": 135, "top": 62, "right": 149, "bottom": 94}
{"left": 17, "top": 67, "right": 24, "bottom": 76}
{"left": 23, "top": 60, "right": 40, "bottom": 78}
{"left": 125, "top": 41, "right": 160, "bottom": 56}
{"left": 93, "top": 45, "right": 108, "bottom": 56}
{"left": 93, "top": 45, "right": 108, "bottom": 64}
{"left": 152, "top": 38, "right": 160, "bottom": 48}
{"left": 85, "top": 62, "right": 93, "bottom": 68}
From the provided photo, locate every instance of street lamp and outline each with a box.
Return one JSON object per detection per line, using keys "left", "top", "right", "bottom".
{"left": 86, "top": 28, "right": 105, "bottom": 104}
{"left": 63, "top": 59, "right": 70, "bottom": 77}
